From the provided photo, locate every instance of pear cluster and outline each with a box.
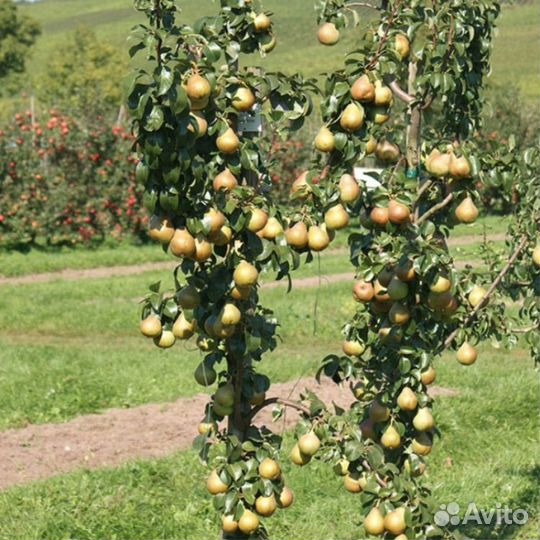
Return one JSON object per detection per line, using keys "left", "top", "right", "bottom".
{"left": 207, "top": 457, "right": 294, "bottom": 537}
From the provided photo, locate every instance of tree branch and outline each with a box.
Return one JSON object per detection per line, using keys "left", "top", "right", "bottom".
{"left": 415, "top": 193, "right": 454, "bottom": 225}
{"left": 249, "top": 397, "right": 311, "bottom": 421}
{"left": 510, "top": 323, "right": 539, "bottom": 334}
{"left": 389, "top": 79, "right": 414, "bottom": 104}
{"left": 346, "top": 2, "right": 381, "bottom": 10}
{"left": 443, "top": 235, "right": 529, "bottom": 350}
{"left": 362, "top": 459, "right": 388, "bottom": 488}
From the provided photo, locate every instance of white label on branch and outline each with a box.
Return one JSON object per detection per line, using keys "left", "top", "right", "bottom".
{"left": 238, "top": 104, "right": 263, "bottom": 134}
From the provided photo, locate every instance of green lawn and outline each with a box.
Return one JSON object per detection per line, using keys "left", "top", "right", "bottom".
{"left": 0, "top": 344, "right": 537, "bottom": 540}
{"left": 16, "top": 1, "right": 539, "bottom": 104}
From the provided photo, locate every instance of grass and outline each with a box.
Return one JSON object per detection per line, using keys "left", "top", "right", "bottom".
{"left": 0, "top": 344, "right": 537, "bottom": 540}
{"left": 16, "top": 1, "right": 537, "bottom": 104}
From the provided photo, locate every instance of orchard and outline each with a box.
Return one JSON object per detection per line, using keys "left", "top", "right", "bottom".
{"left": 129, "top": 1, "right": 539, "bottom": 539}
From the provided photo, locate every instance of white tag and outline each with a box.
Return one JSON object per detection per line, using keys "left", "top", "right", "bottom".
{"left": 238, "top": 104, "right": 263, "bottom": 134}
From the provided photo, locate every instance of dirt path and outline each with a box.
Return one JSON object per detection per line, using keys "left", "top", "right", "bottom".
{"left": 0, "top": 233, "right": 504, "bottom": 287}
{"left": 0, "top": 379, "right": 456, "bottom": 491}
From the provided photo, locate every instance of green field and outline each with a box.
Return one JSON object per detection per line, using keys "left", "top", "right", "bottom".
{"left": 18, "top": 0, "right": 540, "bottom": 104}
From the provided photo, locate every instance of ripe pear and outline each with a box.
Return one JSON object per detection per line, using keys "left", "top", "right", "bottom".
{"left": 396, "top": 259, "right": 416, "bottom": 281}
{"left": 365, "top": 136, "right": 377, "bottom": 154}
{"left": 198, "top": 422, "right": 213, "bottom": 435}
{"left": 170, "top": 228, "right": 196, "bottom": 258}
{"left": 450, "top": 153, "right": 472, "bottom": 179}
{"left": 255, "top": 494, "right": 277, "bottom": 517}
{"left": 376, "top": 140, "right": 400, "bottom": 163}
{"left": 315, "top": 126, "right": 335, "bottom": 152}
{"left": 364, "top": 507, "right": 385, "bottom": 535}
{"left": 233, "top": 261, "right": 258, "bottom": 287}
{"left": 207, "top": 469, "right": 229, "bottom": 494}
{"left": 253, "top": 12, "right": 271, "bottom": 32}
{"left": 456, "top": 341, "right": 478, "bottom": 365}
{"left": 192, "top": 235, "right": 213, "bottom": 262}
{"left": 286, "top": 221, "right": 309, "bottom": 249}
{"left": 325, "top": 204, "right": 350, "bottom": 230}
{"left": 353, "top": 280, "right": 375, "bottom": 302}
{"left": 340, "top": 103, "right": 365, "bottom": 131}
{"left": 298, "top": 432, "right": 321, "bottom": 456}
{"left": 388, "top": 199, "right": 411, "bottom": 224}
{"left": 231, "top": 285, "right": 251, "bottom": 301}
{"left": 219, "top": 303, "right": 241, "bottom": 326}
{"left": 308, "top": 225, "right": 331, "bottom": 252}
{"left": 177, "top": 284, "right": 200, "bottom": 309}
{"left": 533, "top": 245, "right": 540, "bottom": 267}
{"left": 189, "top": 95, "right": 209, "bottom": 111}
{"left": 397, "top": 387, "right": 418, "bottom": 411}
{"left": 215, "top": 383, "right": 235, "bottom": 407}
{"left": 387, "top": 276, "right": 409, "bottom": 300}
{"left": 213, "top": 169, "right": 238, "bottom": 192}
{"left": 430, "top": 273, "right": 452, "bottom": 293}
{"left": 395, "top": 33, "right": 410, "bottom": 60}
{"left": 210, "top": 225, "right": 233, "bottom": 246}
{"left": 425, "top": 148, "right": 451, "bottom": 177}
{"left": 238, "top": 510, "right": 259, "bottom": 536}
{"left": 221, "top": 515, "right": 238, "bottom": 534}
{"left": 290, "top": 170, "right": 310, "bottom": 196}
{"left": 148, "top": 215, "right": 175, "bottom": 244}
{"left": 455, "top": 197, "right": 479, "bottom": 224}
{"left": 369, "top": 400, "right": 390, "bottom": 422}
{"left": 343, "top": 340, "right": 366, "bottom": 357}
{"left": 260, "top": 34, "right": 277, "bottom": 53}
{"left": 381, "top": 424, "right": 401, "bottom": 449}
{"left": 468, "top": 285, "right": 487, "bottom": 307}
{"left": 339, "top": 173, "right": 361, "bottom": 203}
{"left": 334, "top": 458, "right": 350, "bottom": 476}
{"left": 343, "top": 473, "right": 364, "bottom": 493}
{"left": 186, "top": 73, "right": 211, "bottom": 100}
{"left": 317, "top": 22, "right": 340, "bottom": 45}
{"left": 216, "top": 128, "right": 240, "bottom": 154}
{"left": 247, "top": 208, "right": 268, "bottom": 232}
{"left": 140, "top": 315, "right": 162, "bottom": 338}
{"left": 384, "top": 507, "right": 407, "bottom": 535}
{"left": 413, "top": 407, "right": 435, "bottom": 431}
{"left": 173, "top": 312, "right": 195, "bottom": 339}
{"left": 351, "top": 74, "right": 375, "bottom": 102}
{"left": 232, "top": 87, "right": 255, "bottom": 112}
{"left": 258, "top": 457, "right": 281, "bottom": 480}
{"left": 374, "top": 279, "right": 391, "bottom": 302}
{"left": 203, "top": 209, "right": 225, "bottom": 234}
{"left": 374, "top": 81, "right": 393, "bottom": 106}
{"left": 412, "top": 432, "right": 432, "bottom": 455}
{"left": 371, "top": 106, "right": 390, "bottom": 124}
{"left": 352, "top": 381, "right": 366, "bottom": 399}
{"left": 389, "top": 302, "right": 411, "bottom": 325}
{"left": 188, "top": 111, "right": 207, "bottom": 138}
{"left": 261, "top": 217, "right": 283, "bottom": 239}
{"left": 278, "top": 486, "right": 294, "bottom": 508}
{"left": 194, "top": 362, "right": 217, "bottom": 386}
{"left": 290, "top": 443, "right": 311, "bottom": 466}
{"left": 197, "top": 335, "right": 217, "bottom": 353}
{"left": 421, "top": 365, "right": 436, "bottom": 385}
{"left": 370, "top": 206, "right": 390, "bottom": 226}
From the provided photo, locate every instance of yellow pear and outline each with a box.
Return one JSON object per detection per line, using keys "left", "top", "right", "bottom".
{"left": 308, "top": 225, "right": 331, "bottom": 252}
{"left": 397, "top": 387, "right": 418, "bottom": 411}
{"left": 376, "top": 140, "right": 400, "bottom": 163}
{"left": 258, "top": 458, "right": 281, "bottom": 480}
{"left": 450, "top": 154, "right": 472, "bottom": 179}
{"left": 413, "top": 407, "right": 435, "bottom": 431}
{"left": 325, "top": 204, "right": 350, "bottom": 230}
{"left": 207, "top": 469, "right": 229, "bottom": 494}
{"left": 172, "top": 312, "right": 195, "bottom": 339}
{"left": 216, "top": 128, "right": 240, "bottom": 154}
{"left": 188, "top": 111, "right": 207, "bottom": 138}
{"left": 455, "top": 197, "right": 479, "bottom": 224}
{"left": 221, "top": 515, "right": 238, "bottom": 534}
{"left": 232, "top": 87, "right": 255, "bottom": 112}
{"left": 140, "top": 315, "right": 162, "bottom": 338}
{"left": 395, "top": 33, "right": 410, "bottom": 60}
{"left": 533, "top": 245, "right": 540, "bottom": 267}
{"left": 153, "top": 330, "right": 175, "bottom": 348}
{"left": 290, "top": 170, "right": 310, "bottom": 196}
{"left": 148, "top": 215, "right": 175, "bottom": 244}
{"left": 351, "top": 74, "right": 375, "bottom": 102}
{"left": 365, "top": 136, "right": 377, "bottom": 154}
{"left": 456, "top": 341, "right": 478, "bottom": 365}
{"left": 170, "top": 228, "right": 196, "bottom": 258}
{"left": 317, "top": 22, "right": 340, "bottom": 45}
{"left": 381, "top": 425, "right": 401, "bottom": 449}
{"left": 430, "top": 273, "right": 452, "bottom": 293}
{"left": 315, "top": 126, "right": 335, "bottom": 152}
{"left": 421, "top": 366, "right": 436, "bottom": 385}
{"left": 255, "top": 494, "right": 277, "bottom": 517}
{"left": 253, "top": 12, "right": 271, "bottom": 32}
{"left": 186, "top": 73, "right": 211, "bottom": 100}
{"left": 233, "top": 261, "right": 258, "bottom": 287}
{"left": 213, "top": 169, "right": 238, "bottom": 192}
{"left": 364, "top": 507, "right": 385, "bottom": 535}
{"left": 340, "top": 103, "right": 365, "bottom": 131}
{"left": 371, "top": 106, "right": 390, "bottom": 123}
{"left": 468, "top": 285, "right": 487, "bottom": 307}
{"left": 286, "top": 221, "right": 309, "bottom": 249}
{"left": 210, "top": 225, "right": 233, "bottom": 246}
{"left": 339, "top": 173, "right": 361, "bottom": 203}
{"left": 203, "top": 209, "right": 225, "bottom": 234}
{"left": 192, "top": 235, "right": 213, "bottom": 262}
{"left": 261, "top": 217, "right": 283, "bottom": 239}
{"left": 247, "top": 208, "right": 268, "bottom": 232}
{"left": 396, "top": 259, "right": 416, "bottom": 281}
{"left": 343, "top": 340, "right": 366, "bottom": 357}
{"left": 238, "top": 510, "right": 259, "bottom": 536}
{"left": 412, "top": 433, "right": 432, "bottom": 455}
{"left": 384, "top": 507, "right": 407, "bottom": 535}
{"left": 231, "top": 285, "right": 251, "bottom": 301}
{"left": 290, "top": 443, "right": 311, "bottom": 466}
{"left": 388, "top": 199, "right": 411, "bottom": 224}
{"left": 425, "top": 149, "right": 451, "bottom": 177}
{"left": 343, "top": 473, "right": 364, "bottom": 493}
{"left": 219, "top": 303, "right": 241, "bottom": 326}
{"left": 389, "top": 302, "right": 411, "bottom": 325}
{"left": 298, "top": 432, "right": 321, "bottom": 456}
{"left": 278, "top": 486, "right": 294, "bottom": 508}
{"left": 374, "top": 81, "right": 393, "bottom": 106}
